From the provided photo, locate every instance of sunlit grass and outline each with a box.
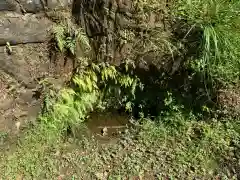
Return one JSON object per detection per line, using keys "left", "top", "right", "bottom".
{"left": 174, "top": 0, "right": 240, "bottom": 84}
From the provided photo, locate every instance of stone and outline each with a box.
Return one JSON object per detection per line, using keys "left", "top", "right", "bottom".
{"left": 0, "top": 98, "right": 14, "bottom": 111}
{"left": 18, "top": 89, "right": 35, "bottom": 104}
{"left": 0, "top": 43, "right": 50, "bottom": 85}
{"left": 15, "top": 121, "right": 21, "bottom": 131}
{"left": 47, "top": 0, "right": 72, "bottom": 9}
{"left": 19, "top": 0, "right": 44, "bottom": 13}
{"left": 0, "top": 12, "right": 53, "bottom": 46}
{"left": 0, "top": 43, "right": 48, "bottom": 134}
{"left": 0, "top": 0, "right": 19, "bottom": 11}
{"left": 17, "top": 0, "right": 72, "bottom": 13}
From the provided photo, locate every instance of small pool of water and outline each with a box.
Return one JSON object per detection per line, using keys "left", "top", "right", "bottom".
{"left": 86, "top": 111, "right": 131, "bottom": 143}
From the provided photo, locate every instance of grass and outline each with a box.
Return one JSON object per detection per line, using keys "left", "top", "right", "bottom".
{"left": 1, "top": 112, "right": 239, "bottom": 179}
{"left": 1, "top": 76, "right": 239, "bottom": 179}
{"left": 1, "top": 90, "right": 240, "bottom": 179}
{"left": 174, "top": 0, "right": 240, "bottom": 84}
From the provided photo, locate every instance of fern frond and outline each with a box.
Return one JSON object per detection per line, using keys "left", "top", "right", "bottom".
{"left": 65, "top": 37, "right": 76, "bottom": 55}
{"left": 53, "top": 25, "right": 66, "bottom": 52}
{"left": 76, "top": 29, "right": 91, "bottom": 52}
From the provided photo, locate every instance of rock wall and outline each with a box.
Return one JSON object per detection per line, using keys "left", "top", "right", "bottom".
{"left": 0, "top": 0, "right": 73, "bottom": 135}
{"left": 72, "top": 0, "right": 174, "bottom": 70}
{"left": 0, "top": 0, "right": 178, "bottom": 135}
{"left": 0, "top": 0, "right": 72, "bottom": 12}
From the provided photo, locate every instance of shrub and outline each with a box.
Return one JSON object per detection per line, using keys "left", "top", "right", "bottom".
{"left": 173, "top": 0, "right": 240, "bottom": 84}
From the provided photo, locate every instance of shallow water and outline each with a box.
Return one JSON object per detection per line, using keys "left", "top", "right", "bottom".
{"left": 86, "top": 111, "right": 130, "bottom": 143}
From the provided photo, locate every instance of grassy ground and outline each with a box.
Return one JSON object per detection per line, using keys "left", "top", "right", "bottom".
{"left": 1, "top": 111, "right": 240, "bottom": 179}
{"left": 174, "top": 0, "right": 240, "bottom": 84}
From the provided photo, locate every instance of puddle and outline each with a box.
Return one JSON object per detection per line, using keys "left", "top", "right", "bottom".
{"left": 86, "top": 111, "right": 131, "bottom": 143}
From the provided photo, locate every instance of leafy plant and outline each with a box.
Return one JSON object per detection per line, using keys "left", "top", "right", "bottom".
{"left": 73, "top": 62, "right": 143, "bottom": 113}
{"left": 36, "top": 61, "right": 143, "bottom": 135}
{"left": 174, "top": 0, "right": 240, "bottom": 84}
{"left": 53, "top": 25, "right": 65, "bottom": 52}
{"left": 53, "top": 24, "right": 90, "bottom": 56}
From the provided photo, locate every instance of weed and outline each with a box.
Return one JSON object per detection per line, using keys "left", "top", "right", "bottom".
{"left": 53, "top": 24, "right": 90, "bottom": 56}
{"left": 0, "top": 131, "right": 8, "bottom": 145}
{"left": 0, "top": 60, "right": 143, "bottom": 177}
{"left": 174, "top": 0, "right": 240, "bottom": 84}
{"left": 4, "top": 114, "right": 239, "bottom": 179}
{"left": 2, "top": 81, "right": 240, "bottom": 179}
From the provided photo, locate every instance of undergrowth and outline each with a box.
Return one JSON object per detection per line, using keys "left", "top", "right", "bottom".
{"left": 53, "top": 23, "right": 90, "bottom": 56}
{"left": 0, "top": 0, "right": 240, "bottom": 179}
{"left": 1, "top": 101, "right": 240, "bottom": 179}
{"left": 0, "top": 62, "right": 141, "bottom": 178}
{"left": 41, "top": 61, "right": 142, "bottom": 135}
{"left": 174, "top": 0, "right": 240, "bottom": 84}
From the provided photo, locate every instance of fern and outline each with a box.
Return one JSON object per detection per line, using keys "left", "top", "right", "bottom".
{"left": 76, "top": 29, "right": 91, "bottom": 53}
{"left": 41, "top": 61, "right": 143, "bottom": 133}
{"left": 53, "top": 25, "right": 91, "bottom": 57}
{"left": 65, "top": 37, "right": 76, "bottom": 55}
{"left": 53, "top": 25, "right": 66, "bottom": 52}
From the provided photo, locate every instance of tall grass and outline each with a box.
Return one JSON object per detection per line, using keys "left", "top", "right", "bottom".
{"left": 174, "top": 0, "right": 240, "bottom": 84}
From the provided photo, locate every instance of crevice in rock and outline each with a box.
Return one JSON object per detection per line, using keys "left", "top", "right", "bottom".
{"left": 14, "top": 0, "right": 26, "bottom": 13}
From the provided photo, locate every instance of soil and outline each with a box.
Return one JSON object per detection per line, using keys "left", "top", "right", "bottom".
{"left": 218, "top": 87, "right": 240, "bottom": 116}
